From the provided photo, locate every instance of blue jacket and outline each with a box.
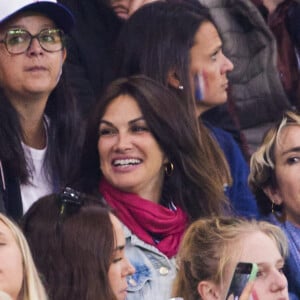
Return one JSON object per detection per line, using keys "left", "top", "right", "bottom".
{"left": 123, "top": 224, "right": 177, "bottom": 300}
{"left": 266, "top": 214, "right": 300, "bottom": 300}
{"left": 206, "top": 122, "right": 259, "bottom": 218}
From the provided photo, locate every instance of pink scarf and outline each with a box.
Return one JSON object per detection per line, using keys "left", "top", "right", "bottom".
{"left": 99, "top": 179, "right": 188, "bottom": 258}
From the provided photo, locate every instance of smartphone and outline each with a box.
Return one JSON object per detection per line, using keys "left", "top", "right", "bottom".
{"left": 226, "top": 262, "right": 258, "bottom": 299}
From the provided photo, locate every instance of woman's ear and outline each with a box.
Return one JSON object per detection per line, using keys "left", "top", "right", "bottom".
{"left": 62, "top": 48, "right": 67, "bottom": 63}
{"left": 263, "top": 186, "right": 283, "bottom": 205}
{"left": 197, "top": 280, "right": 222, "bottom": 300}
{"left": 167, "top": 70, "right": 181, "bottom": 89}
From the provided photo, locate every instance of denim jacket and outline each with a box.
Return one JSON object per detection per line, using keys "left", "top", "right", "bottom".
{"left": 123, "top": 224, "right": 177, "bottom": 300}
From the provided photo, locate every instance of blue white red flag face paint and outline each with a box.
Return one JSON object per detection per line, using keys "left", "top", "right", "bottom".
{"left": 194, "top": 72, "right": 205, "bottom": 102}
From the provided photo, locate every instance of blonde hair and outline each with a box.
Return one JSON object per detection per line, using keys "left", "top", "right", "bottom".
{"left": 172, "top": 217, "right": 288, "bottom": 300}
{"left": 249, "top": 110, "right": 300, "bottom": 215}
{"left": 0, "top": 213, "right": 48, "bottom": 300}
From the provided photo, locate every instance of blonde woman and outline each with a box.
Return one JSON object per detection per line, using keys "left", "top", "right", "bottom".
{"left": 172, "top": 217, "right": 289, "bottom": 300}
{"left": 0, "top": 213, "right": 47, "bottom": 300}
{"left": 249, "top": 110, "right": 300, "bottom": 298}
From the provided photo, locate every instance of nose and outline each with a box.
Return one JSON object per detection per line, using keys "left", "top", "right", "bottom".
{"left": 221, "top": 54, "right": 234, "bottom": 74}
{"left": 123, "top": 257, "right": 135, "bottom": 276}
{"left": 114, "top": 131, "right": 132, "bottom": 152}
{"left": 270, "top": 270, "right": 288, "bottom": 293}
{"left": 27, "top": 37, "right": 43, "bottom": 56}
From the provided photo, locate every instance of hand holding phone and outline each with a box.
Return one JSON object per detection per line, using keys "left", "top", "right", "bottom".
{"left": 226, "top": 262, "right": 258, "bottom": 300}
{"left": 239, "top": 281, "right": 256, "bottom": 300}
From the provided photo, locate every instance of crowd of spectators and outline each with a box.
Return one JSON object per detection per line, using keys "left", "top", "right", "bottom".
{"left": 0, "top": 0, "right": 299, "bottom": 299}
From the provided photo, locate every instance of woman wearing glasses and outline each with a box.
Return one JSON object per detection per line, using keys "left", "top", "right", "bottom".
{"left": 0, "top": 0, "right": 82, "bottom": 220}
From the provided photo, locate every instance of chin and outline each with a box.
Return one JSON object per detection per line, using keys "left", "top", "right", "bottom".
{"left": 216, "top": 95, "right": 227, "bottom": 104}
{"left": 110, "top": 181, "right": 137, "bottom": 194}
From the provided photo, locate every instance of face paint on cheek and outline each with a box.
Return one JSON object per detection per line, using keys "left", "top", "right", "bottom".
{"left": 194, "top": 71, "right": 209, "bottom": 103}
{"left": 194, "top": 72, "right": 205, "bottom": 102}
{"left": 251, "top": 288, "right": 259, "bottom": 300}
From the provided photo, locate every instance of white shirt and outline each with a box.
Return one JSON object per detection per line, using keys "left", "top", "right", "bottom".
{"left": 20, "top": 142, "right": 53, "bottom": 214}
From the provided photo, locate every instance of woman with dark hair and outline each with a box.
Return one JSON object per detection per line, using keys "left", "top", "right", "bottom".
{"left": 0, "top": 0, "right": 82, "bottom": 220}
{"left": 76, "top": 75, "right": 230, "bottom": 299}
{"left": 21, "top": 188, "right": 135, "bottom": 300}
{"left": 112, "top": 0, "right": 258, "bottom": 218}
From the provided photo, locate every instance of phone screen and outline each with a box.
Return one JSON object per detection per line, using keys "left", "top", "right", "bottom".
{"left": 226, "top": 262, "right": 258, "bottom": 299}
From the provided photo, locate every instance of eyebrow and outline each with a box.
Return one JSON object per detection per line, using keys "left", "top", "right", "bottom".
{"left": 215, "top": 43, "right": 222, "bottom": 50}
{"left": 257, "top": 258, "right": 284, "bottom": 267}
{"left": 212, "top": 43, "right": 222, "bottom": 53}
{"left": 99, "top": 117, "right": 145, "bottom": 127}
{"left": 281, "top": 146, "right": 300, "bottom": 156}
{"left": 114, "top": 245, "right": 125, "bottom": 252}
{"left": 5, "top": 23, "right": 54, "bottom": 29}
{"left": 5, "top": 25, "right": 26, "bottom": 30}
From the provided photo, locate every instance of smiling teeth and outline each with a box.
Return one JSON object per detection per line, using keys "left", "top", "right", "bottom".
{"left": 113, "top": 159, "right": 141, "bottom": 166}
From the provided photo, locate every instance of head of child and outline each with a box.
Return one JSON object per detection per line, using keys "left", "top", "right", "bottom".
{"left": 21, "top": 189, "right": 134, "bottom": 300}
{"left": 172, "top": 217, "right": 289, "bottom": 300}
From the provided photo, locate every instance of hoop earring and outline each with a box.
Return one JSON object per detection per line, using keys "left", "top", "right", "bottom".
{"left": 164, "top": 162, "right": 174, "bottom": 176}
{"left": 178, "top": 85, "right": 184, "bottom": 90}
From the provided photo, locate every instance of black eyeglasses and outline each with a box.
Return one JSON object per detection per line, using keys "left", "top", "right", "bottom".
{"left": 0, "top": 28, "right": 65, "bottom": 55}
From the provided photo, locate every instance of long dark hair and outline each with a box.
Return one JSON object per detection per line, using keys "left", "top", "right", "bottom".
{"left": 0, "top": 70, "right": 82, "bottom": 186}
{"left": 112, "top": 1, "right": 231, "bottom": 190}
{"left": 21, "top": 192, "right": 117, "bottom": 300}
{"left": 113, "top": 1, "right": 210, "bottom": 100}
{"left": 78, "top": 75, "right": 229, "bottom": 221}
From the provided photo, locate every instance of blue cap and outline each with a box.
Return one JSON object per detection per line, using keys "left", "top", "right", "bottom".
{"left": 0, "top": 0, "right": 75, "bottom": 33}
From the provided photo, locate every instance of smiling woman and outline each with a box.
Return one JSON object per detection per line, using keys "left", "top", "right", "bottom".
{"left": 112, "top": 0, "right": 259, "bottom": 218}
{"left": 98, "top": 94, "right": 166, "bottom": 202}
{"left": 0, "top": 0, "right": 82, "bottom": 220}
{"left": 75, "top": 74, "right": 231, "bottom": 300}
{"left": 249, "top": 110, "right": 300, "bottom": 298}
